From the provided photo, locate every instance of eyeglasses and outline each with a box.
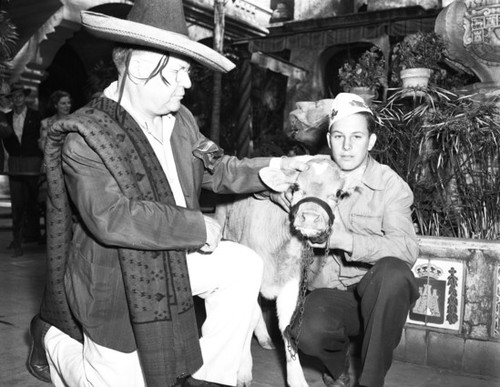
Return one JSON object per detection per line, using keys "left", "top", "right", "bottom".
{"left": 127, "top": 53, "right": 192, "bottom": 87}
{"left": 158, "top": 67, "right": 191, "bottom": 87}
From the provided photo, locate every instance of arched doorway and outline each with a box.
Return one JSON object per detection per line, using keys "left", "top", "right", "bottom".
{"left": 322, "top": 42, "right": 379, "bottom": 98}
{"left": 38, "top": 3, "right": 131, "bottom": 116}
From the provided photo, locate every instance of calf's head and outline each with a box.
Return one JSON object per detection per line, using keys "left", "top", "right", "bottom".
{"left": 259, "top": 158, "right": 345, "bottom": 243}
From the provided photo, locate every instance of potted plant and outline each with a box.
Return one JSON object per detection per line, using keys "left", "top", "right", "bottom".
{"left": 390, "top": 31, "right": 446, "bottom": 89}
{"left": 338, "top": 46, "right": 386, "bottom": 103}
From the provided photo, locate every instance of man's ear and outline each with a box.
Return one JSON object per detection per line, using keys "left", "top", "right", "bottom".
{"left": 259, "top": 167, "right": 299, "bottom": 192}
{"left": 128, "top": 57, "right": 147, "bottom": 78}
{"left": 368, "top": 133, "right": 377, "bottom": 151}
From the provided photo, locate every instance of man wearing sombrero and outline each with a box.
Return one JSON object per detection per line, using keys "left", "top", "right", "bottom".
{"left": 26, "top": 0, "right": 308, "bottom": 386}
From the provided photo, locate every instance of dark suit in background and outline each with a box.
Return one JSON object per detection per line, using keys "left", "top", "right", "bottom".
{"left": 3, "top": 107, "right": 42, "bottom": 253}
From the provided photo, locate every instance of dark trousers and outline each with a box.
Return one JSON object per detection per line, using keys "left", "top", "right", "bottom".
{"left": 9, "top": 174, "right": 40, "bottom": 247}
{"left": 296, "top": 257, "right": 419, "bottom": 387}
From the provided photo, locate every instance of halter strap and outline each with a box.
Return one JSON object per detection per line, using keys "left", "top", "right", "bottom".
{"left": 290, "top": 197, "right": 335, "bottom": 227}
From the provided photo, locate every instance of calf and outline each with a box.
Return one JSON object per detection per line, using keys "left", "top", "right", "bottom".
{"left": 215, "top": 158, "right": 345, "bottom": 387}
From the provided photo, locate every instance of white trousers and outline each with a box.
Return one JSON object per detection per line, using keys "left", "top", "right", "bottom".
{"left": 44, "top": 241, "right": 263, "bottom": 387}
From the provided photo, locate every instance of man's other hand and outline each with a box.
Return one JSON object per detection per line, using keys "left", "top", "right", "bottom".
{"left": 200, "top": 215, "right": 222, "bottom": 253}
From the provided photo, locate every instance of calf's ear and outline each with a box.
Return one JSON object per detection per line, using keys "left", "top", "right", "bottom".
{"left": 259, "top": 167, "right": 299, "bottom": 192}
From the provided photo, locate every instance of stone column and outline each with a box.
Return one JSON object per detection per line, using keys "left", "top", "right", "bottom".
{"left": 236, "top": 48, "right": 253, "bottom": 158}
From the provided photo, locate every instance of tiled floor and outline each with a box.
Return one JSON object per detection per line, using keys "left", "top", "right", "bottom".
{"left": 0, "top": 228, "right": 498, "bottom": 387}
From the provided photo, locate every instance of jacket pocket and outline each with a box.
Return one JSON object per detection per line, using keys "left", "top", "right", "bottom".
{"left": 350, "top": 213, "right": 383, "bottom": 235}
{"left": 64, "top": 245, "right": 123, "bottom": 326}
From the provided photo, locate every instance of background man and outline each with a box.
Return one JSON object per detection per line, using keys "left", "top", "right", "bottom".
{"left": 0, "top": 81, "right": 12, "bottom": 172}
{"left": 1, "top": 84, "right": 42, "bottom": 257}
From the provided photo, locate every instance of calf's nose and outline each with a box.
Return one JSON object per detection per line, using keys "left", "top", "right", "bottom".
{"left": 294, "top": 210, "right": 327, "bottom": 233}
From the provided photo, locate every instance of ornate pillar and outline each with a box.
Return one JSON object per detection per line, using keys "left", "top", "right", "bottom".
{"left": 236, "top": 47, "right": 253, "bottom": 158}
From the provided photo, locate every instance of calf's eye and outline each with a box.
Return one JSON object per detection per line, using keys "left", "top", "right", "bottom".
{"left": 336, "top": 189, "right": 350, "bottom": 199}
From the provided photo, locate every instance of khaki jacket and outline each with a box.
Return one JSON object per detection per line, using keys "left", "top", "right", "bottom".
{"left": 309, "top": 156, "right": 419, "bottom": 290}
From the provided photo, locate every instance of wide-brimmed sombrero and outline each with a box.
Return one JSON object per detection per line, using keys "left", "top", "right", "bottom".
{"left": 81, "top": 0, "right": 235, "bottom": 73}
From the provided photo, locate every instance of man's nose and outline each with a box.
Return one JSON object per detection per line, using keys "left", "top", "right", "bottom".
{"left": 343, "top": 138, "right": 352, "bottom": 150}
{"left": 179, "top": 71, "right": 192, "bottom": 89}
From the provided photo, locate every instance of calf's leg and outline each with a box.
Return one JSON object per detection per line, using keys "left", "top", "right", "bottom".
{"left": 276, "top": 279, "right": 309, "bottom": 387}
{"left": 253, "top": 306, "right": 275, "bottom": 350}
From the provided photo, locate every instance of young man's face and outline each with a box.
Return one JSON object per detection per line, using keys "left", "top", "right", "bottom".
{"left": 327, "top": 113, "right": 377, "bottom": 172}
{"left": 127, "top": 50, "right": 192, "bottom": 119}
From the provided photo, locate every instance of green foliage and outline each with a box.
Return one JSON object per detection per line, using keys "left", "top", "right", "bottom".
{"left": 374, "top": 87, "right": 500, "bottom": 240}
{"left": 0, "top": 10, "right": 18, "bottom": 73}
{"left": 338, "top": 47, "right": 386, "bottom": 91}
{"left": 391, "top": 32, "right": 446, "bottom": 84}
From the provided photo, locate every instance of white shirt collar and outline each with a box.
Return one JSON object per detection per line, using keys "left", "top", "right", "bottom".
{"left": 13, "top": 106, "right": 27, "bottom": 117}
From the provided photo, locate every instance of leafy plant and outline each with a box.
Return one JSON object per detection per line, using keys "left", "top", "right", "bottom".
{"left": 338, "top": 47, "right": 386, "bottom": 91}
{"left": 373, "top": 86, "right": 500, "bottom": 240}
{"left": 0, "top": 10, "right": 18, "bottom": 74}
{"left": 390, "top": 32, "right": 446, "bottom": 84}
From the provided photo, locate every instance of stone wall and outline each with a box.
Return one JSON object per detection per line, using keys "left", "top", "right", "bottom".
{"left": 394, "top": 236, "right": 500, "bottom": 379}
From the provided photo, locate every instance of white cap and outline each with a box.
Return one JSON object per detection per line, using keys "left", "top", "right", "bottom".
{"left": 329, "top": 93, "right": 373, "bottom": 129}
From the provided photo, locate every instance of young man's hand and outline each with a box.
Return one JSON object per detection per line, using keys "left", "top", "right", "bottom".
{"left": 308, "top": 228, "right": 353, "bottom": 254}
{"left": 269, "top": 190, "right": 293, "bottom": 213}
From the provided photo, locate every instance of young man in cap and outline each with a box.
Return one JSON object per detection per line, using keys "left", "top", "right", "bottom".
{"left": 26, "top": 0, "right": 308, "bottom": 386}
{"left": 1, "top": 84, "right": 43, "bottom": 256}
{"left": 290, "top": 93, "right": 419, "bottom": 387}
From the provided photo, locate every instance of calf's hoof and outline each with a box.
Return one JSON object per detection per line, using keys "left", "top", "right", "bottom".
{"left": 236, "top": 352, "right": 253, "bottom": 387}
{"left": 256, "top": 336, "right": 275, "bottom": 350}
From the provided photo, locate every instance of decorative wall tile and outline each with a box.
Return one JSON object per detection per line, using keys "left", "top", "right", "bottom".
{"left": 407, "top": 258, "right": 464, "bottom": 331}
{"left": 406, "top": 258, "right": 428, "bottom": 327}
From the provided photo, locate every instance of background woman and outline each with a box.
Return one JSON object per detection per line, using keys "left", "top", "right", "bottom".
{"left": 39, "top": 90, "right": 72, "bottom": 152}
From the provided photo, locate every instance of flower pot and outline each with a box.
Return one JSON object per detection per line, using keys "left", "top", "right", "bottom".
{"left": 349, "top": 86, "right": 377, "bottom": 104}
{"left": 400, "top": 68, "right": 432, "bottom": 89}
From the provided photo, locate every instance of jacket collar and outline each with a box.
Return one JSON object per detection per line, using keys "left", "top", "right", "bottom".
{"left": 360, "top": 156, "right": 385, "bottom": 191}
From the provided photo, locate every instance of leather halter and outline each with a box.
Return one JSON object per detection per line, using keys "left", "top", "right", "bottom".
{"left": 290, "top": 197, "right": 335, "bottom": 227}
